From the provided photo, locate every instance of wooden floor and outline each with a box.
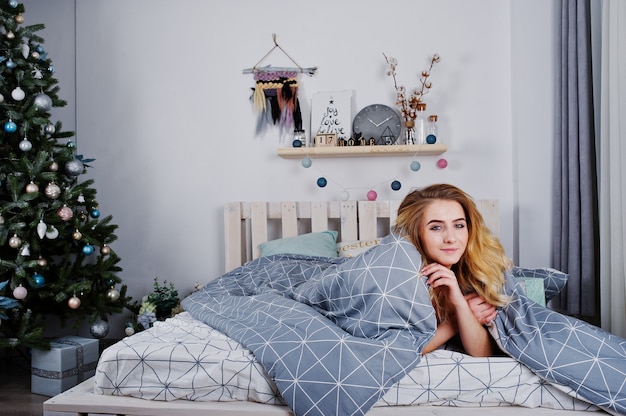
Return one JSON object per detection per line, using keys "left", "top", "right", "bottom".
{"left": 0, "top": 348, "right": 48, "bottom": 416}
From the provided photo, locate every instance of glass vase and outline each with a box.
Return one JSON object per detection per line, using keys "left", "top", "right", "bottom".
{"left": 404, "top": 120, "right": 415, "bottom": 145}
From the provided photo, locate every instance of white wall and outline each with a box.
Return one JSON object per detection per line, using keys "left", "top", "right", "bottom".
{"left": 26, "top": 0, "right": 555, "bottom": 339}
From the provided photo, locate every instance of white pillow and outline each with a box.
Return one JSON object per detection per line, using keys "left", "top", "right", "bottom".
{"left": 337, "top": 238, "right": 382, "bottom": 258}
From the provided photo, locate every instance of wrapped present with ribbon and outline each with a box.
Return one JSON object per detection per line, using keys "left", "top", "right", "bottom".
{"left": 31, "top": 336, "right": 99, "bottom": 396}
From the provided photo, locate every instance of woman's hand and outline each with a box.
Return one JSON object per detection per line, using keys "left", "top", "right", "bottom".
{"left": 421, "top": 262, "right": 497, "bottom": 357}
{"left": 421, "top": 263, "right": 465, "bottom": 306}
{"left": 465, "top": 293, "right": 497, "bottom": 325}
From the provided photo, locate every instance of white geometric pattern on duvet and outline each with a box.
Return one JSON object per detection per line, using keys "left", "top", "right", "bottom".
{"left": 95, "top": 312, "right": 598, "bottom": 412}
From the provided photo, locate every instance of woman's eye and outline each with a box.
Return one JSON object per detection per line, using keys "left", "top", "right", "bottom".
{"left": 455, "top": 223, "right": 466, "bottom": 229}
{"left": 430, "top": 225, "right": 442, "bottom": 231}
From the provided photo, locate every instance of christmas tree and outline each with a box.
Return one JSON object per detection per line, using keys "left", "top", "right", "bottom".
{"left": 0, "top": 2, "right": 130, "bottom": 350}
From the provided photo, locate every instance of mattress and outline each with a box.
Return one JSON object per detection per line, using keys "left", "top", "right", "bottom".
{"left": 94, "top": 312, "right": 598, "bottom": 411}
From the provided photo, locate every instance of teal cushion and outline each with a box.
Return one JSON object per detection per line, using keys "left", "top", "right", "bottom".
{"left": 512, "top": 266, "right": 568, "bottom": 303}
{"left": 259, "top": 231, "right": 339, "bottom": 258}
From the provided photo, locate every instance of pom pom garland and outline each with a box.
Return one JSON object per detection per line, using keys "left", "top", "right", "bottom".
{"left": 294, "top": 151, "right": 446, "bottom": 200}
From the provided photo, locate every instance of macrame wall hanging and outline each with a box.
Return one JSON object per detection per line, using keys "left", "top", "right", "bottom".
{"left": 243, "top": 34, "right": 317, "bottom": 137}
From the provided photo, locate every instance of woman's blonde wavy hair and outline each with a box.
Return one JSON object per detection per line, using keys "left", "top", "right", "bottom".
{"left": 394, "top": 184, "right": 511, "bottom": 322}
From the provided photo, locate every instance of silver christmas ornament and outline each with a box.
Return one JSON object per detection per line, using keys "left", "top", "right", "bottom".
{"left": 37, "top": 221, "right": 47, "bottom": 239}
{"left": 49, "top": 161, "right": 59, "bottom": 171}
{"left": 90, "top": 318, "right": 110, "bottom": 339}
{"left": 45, "top": 225, "right": 59, "bottom": 239}
{"left": 33, "top": 93, "right": 52, "bottom": 111}
{"left": 64, "top": 159, "right": 84, "bottom": 177}
{"left": 44, "top": 124, "right": 56, "bottom": 135}
{"left": 18, "top": 138, "right": 32, "bottom": 152}
{"left": 44, "top": 182, "right": 61, "bottom": 199}
{"left": 11, "top": 87, "right": 25, "bottom": 101}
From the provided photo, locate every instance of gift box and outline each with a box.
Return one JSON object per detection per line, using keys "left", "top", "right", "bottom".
{"left": 31, "top": 336, "right": 99, "bottom": 396}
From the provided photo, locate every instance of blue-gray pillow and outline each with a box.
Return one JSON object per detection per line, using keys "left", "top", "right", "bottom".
{"left": 259, "top": 231, "right": 339, "bottom": 258}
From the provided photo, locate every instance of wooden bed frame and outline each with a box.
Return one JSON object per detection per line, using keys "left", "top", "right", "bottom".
{"left": 43, "top": 200, "right": 592, "bottom": 416}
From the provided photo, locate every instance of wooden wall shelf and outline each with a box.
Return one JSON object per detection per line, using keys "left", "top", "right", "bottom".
{"left": 277, "top": 144, "right": 447, "bottom": 159}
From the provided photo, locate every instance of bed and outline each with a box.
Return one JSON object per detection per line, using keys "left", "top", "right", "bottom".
{"left": 43, "top": 200, "right": 615, "bottom": 416}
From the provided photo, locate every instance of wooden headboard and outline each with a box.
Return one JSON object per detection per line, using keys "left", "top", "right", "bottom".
{"left": 224, "top": 200, "right": 499, "bottom": 272}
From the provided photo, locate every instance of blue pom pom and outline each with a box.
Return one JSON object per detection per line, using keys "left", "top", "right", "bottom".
{"left": 301, "top": 157, "right": 312, "bottom": 168}
{"left": 410, "top": 161, "right": 422, "bottom": 172}
{"left": 426, "top": 134, "right": 437, "bottom": 144}
{"left": 391, "top": 180, "right": 402, "bottom": 191}
{"left": 292, "top": 139, "right": 302, "bottom": 148}
{"left": 317, "top": 177, "right": 327, "bottom": 188}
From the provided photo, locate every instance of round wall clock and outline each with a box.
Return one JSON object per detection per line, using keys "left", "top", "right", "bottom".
{"left": 352, "top": 104, "right": 402, "bottom": 145}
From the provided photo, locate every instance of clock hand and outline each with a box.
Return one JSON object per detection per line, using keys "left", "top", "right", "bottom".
{"left": 369, "top": 115, "right": 394, "bottom": 127}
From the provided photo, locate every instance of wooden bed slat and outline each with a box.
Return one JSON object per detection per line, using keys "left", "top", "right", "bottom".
{"left": 281, "top": 201, "right": 298, "bottom": 238}
{"left": 223, "top": 199, "right": 499, "bottom": 273}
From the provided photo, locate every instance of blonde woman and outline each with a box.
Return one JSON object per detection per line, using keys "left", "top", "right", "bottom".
{"left": 394, "top": 184, "right": 511, "bottom": 357}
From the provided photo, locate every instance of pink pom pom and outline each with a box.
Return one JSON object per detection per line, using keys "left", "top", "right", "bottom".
{"left": 437, "top": 158, "right": 448, "bottom": 169}
{"left": 367, "top": 190, "right": 378, "bottom": 201}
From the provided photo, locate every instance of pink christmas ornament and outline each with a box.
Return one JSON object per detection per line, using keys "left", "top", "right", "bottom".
{"left": 57, "top": 205, "right": 74, "bottom": 221}
{"left": 13, "top": 285, "right": 27, "bottom": 300}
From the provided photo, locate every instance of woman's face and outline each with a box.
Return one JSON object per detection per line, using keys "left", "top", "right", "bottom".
{"left": 419, "top": 199, "right": 469, "bottom": 268}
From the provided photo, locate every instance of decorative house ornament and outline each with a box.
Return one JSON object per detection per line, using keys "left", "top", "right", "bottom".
{"left": 243, "top": 34, "right": 317, "bottom": 137}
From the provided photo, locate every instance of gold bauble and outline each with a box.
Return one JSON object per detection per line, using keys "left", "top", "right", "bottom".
{"left": 25, "top": 182, "right": 39, "bottom": 193}
{"left": 106, "top": 288, "right": 120, "bottom": 302}
{"left": 72, "top": 230, "right": 83, "bottom": 240}
{"left": 8, "top": 234, "right": 22, "bottom": 248}
{"left": 14, "top": 13, "right": 24, "bottom": 23}
{"left": 37, "top": 257, "right": 48, "bottom": 267}
{"left": 100, "top": 245, "right": 111, "bottom": 255}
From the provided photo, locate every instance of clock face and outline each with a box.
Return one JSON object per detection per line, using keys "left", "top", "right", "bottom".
{"left": 352, "top": 104, "right": 402, "bottom": 145}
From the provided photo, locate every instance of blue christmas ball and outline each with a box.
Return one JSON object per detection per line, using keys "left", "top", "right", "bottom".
{"left": 33, "top": 273, "right": 45, "bottom": 287}
{"left": 317, "top": 177, "right": 327, "bottom": 188}
{"left": 301, "top": 157, "right": 312, "bottom": 168}
{"left": 410, "top": 161, "right": 422, "bottom": 172}
{"left": 4, "top": 120, "right": 17, "bottom": 133}
{"left": 90, "top": 209, "right": 101, "bottom": 218}
{"left": 8, "top": 0, "right": 18, "bottom": 8}
{"left": 82, "top": 244, "right": 95, "bottom": 255}
{"left": 391, "top": 180, "right": 402, "bottom": 191}
{"left": 426, "top": 134, "right": 437, "bottom": 144}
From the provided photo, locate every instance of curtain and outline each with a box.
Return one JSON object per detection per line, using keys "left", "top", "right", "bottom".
{"left": 552, "top": 0, "right": 599, "bottom": 320}
{"left": 599, "top": 0, "right": 626, "bottom": 337}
